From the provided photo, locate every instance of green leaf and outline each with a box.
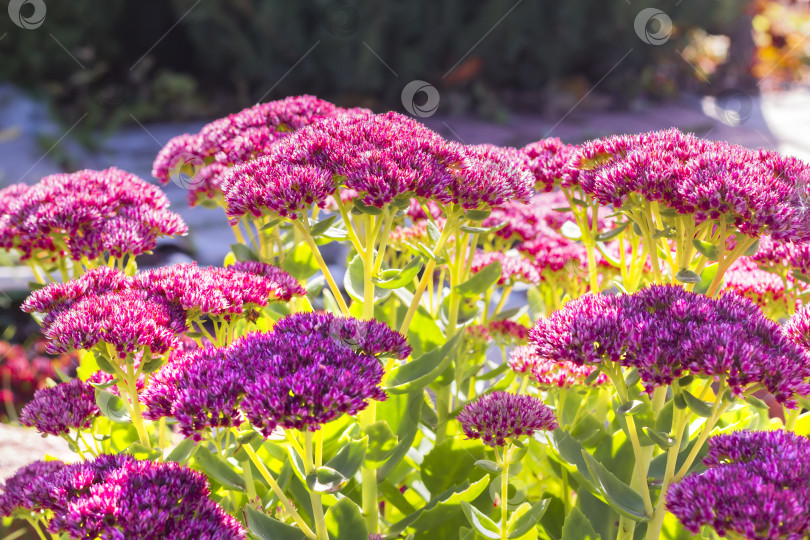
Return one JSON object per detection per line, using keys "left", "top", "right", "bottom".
{"left": 692, "top": 239, "right": 718, "bottom": 260}
{"left": 580, "top": 450, "right": 649, "bottom": 521}
{"left": 595, "top": 221, "right": 630, "bottom": 242}
{"left": 259, "top": 218, "right": 282, "bottom": 232}
{"left": 745, "top": 395, "right": 769, "bottom": 410}
{"left": 426, "top": 220, "right": 442, "bottom": 244}
{"left": 95, "top": 389, "right": 131, "bottom": 424}
{"left": 507, "top": 498, "right": 550, "bottom": 538}
{"left": 344, "top": 253, "right": 391, "bottom": 303}
{"left": 306, "top": 466, "right": 347, "bottom": 493}
{"left": 460, "top": 221, "right": 508, "bottom": 234}
{"left": 792, "top": 270, "right": 810, "bottom": 285}
{"left": 643, "top": 428, "right": 676, "bottom": 449}
{"left": 421, "top": 438, "right": 486, "bottom": 495}
{"left": 455, "top": 261, "right": 502, "bottom": 297}
{"left": 385, "top": 333, "right": 462, "bottom": 394}
{"left": 281, "top": 243, "right": 319, "bottom": 280}
{"left": 244, "top": 505, "right": 308, "bottom": 540}
{"left": 387, "top": 477, "right": 488, "bottom": 536}
{"left": 94, "top": 353, "right": 117, "bottom": 375}
{"left": 474, "top": 459, "right": 502, "bottom": 473}
{"left": 460, "top": 501, "right": 501, "bottom": 539}
{"left": 674, "top": 268, "right": 701, "bottom": 284}
{"left": 325, "top": 497, "right": 369, "bottom": 540}
{"left": 325, "top": 437, "right": 367, "bottom": 481}
{"left": 124, "top": 442, "right": 162, "bottom": 461}
{"left": 309, "top": 215, "right": 338, "bottom": 237}
{"left": 694, "top": 263, "right": 719, "bottom": 295}
{"left": 374, "top": 257, "right": 424, "bottom": 289}
{"left": 561, "top": 506, "right": 601, "bottom": 540}
{"left": 140, "top": 352, "right": 162, "bottom": 374}
{"left": 465, "top": 208, "right": 492, "bottom": 221}
{"left": 363, "top": 421, "right": 398, "bottom": 466}
{"left": 616, "top": 400, "right": 644, "bottom": 416}
{"left": 194, "top": 446, "right": 246, "bottom": 491}
{"left": 165, "top": 438, "right": 196, "bottom": 463}
{"left": 352, "top": 199, "right": 383, "bottom": 215}
{"left": 230, "top": 243, "right": 259, "bottom": 262}
{"left": 681, "top": 390, "right": 713, "bottom": 417}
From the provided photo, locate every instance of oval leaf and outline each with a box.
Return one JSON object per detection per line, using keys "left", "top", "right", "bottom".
{"left": 561, "top": 506, "right": 601, "bottom": 540}
{"left": 306, "top": 466, "right": 347, "bottom": 493}
{"left": 325, "top": 497, "right": 369, "bottom": 540}
{"left": 325, "top": 437, "right": 367, "bottom": 480}
{"left": 692, "top": 239, "right": 719, "bottom": 261}
{"left": 309, "top": 215, "right": 338, "bottom": 237}
{"left": 230, "top": 243, "right": 260, "bottom": 262}
{"left": 374, "top": 257, "right": 424, "bottom": 290}
{"left": 455, "top": 261, "right": 502, "bottom": 297}
{"left": 681, "top": 390, "right": 713, "bottom": 418}
{"left": 507, "top": 498, "right": 550, "bottom": 538}
{"left": 675, "top": 268, "right": 701, "bottom": 284}
{"left": 244, "top": 505, "right": 308, "bottom": 540}
{"left": 194, "top": 445, "right": 246, "bottom": 491}
{"left": 616, "top": 400, "right": 644, "bottom": 416}
{"left": 165, "top": 438, "right": 196, "bottom": 463}
{"left": 385, "top": 334, "right": 462, "bottom": 393}
{"left": 95, "top": 388, "right": 131, "bottom": 424}
{"left": 460, "top": 501, "right": 501, "bottom": 539}
{"left": 580, "top": 450, "right": 649, "bottom": 521}
{"left": 643, "top": 428, "right": 676, "bottom": 449}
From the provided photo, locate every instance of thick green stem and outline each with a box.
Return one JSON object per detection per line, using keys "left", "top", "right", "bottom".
{"left": 296, "top": 221, "right": 351, "bottom": 315}
{"left": 501, "top": 448, "right": 510, "bottom": 540}
{"left": 303, "top": 431, "right": 328, "bottom": 540}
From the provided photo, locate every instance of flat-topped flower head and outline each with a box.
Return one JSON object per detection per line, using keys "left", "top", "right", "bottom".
{"left": 530, "top": 285, "right": 810, "bottom": 402}
{"left": 270, "top": 311, "right": 411, "bottom": 359}
{"left": 521, "top": 138, "right": 580, "bottom": 191}
{"left": 752, "top": 236, "right": 810, "bottom": 276}
{"left": 153, "top": 95, "right": 351, "bottom": 206}
{"left": 457, "top": 391, "right": 557, "bottom": 447}
{"left": 40, "top": 290, "right": 187, "bottom": 359}
{"left": 0, "top": 168, "right": 187, "bottom": 261}
{"left": 785, "top": 304, "right": 810, "bottom": 351}
{"left": 574, "top": 129, "right": 810, "bottom": 242}
{"left": 240, "top": 330, "right": 388, "bottom": 435}
{"left": 19, "top": 379, "right": 99, "bottom": 436}
{"left": 509, "top": 345, "right": 609, "bottom": 388}
{"left": 448, "top": 144, "right": 534, "bottom": 210}
{"left": 22, "top": 266, "right": 132, "bottom": 317}
{"left": 136, "top": 262, "right": 305, "bottom": 319}
{"left": 667, "top": 430, "right": 810, "bottom": 539}
{"left": 724, "top": 257, "right": 799, "bottom": 314}
{"left": 0, "top": 460, "right": 68, "bottom": 516}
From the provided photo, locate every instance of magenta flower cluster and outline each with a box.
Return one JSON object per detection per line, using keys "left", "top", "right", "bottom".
{"left": 0, "top": 455, "right": 244, "bottom": 538}
{"left": 573, "top": 129, "right": 810, "bottom": 242}
{"left": 143, "top": 312, "right": 410, "bottom": 439}
{"left": 153, "top": 95, "right": 359, "bottom": 205}
{"left": 667, "top": 430, "right": 810, "bottom": 539}
{"left": 0, "top": 168, "right": 187, "bottom": 261}
{"left": 22, "top": 263, "right": 304, "bottom": 358}
{"left": 530, "top": 285, "right": 810, "bottom": 403}
{"left": 19, "top": 378, "right": 99, "bottom": 436}
{"left": 457, "top": 391, "right": 558, "bottom": 447}
{"left": 509, "top": 345, "right": 608, "bottom": 389}
{"left": 222, "top": 111, "right": 534, "bottom": 222}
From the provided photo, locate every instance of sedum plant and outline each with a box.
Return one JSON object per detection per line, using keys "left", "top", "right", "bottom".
{"left": 1, "top": 95, "right": 810, "bottom": 540}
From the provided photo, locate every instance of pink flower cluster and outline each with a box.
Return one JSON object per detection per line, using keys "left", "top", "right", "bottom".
{"left": 0, "top": 168, "right": 187, "bottom": 261}
{"left": 152, "top": 95, "right": 360, "bottom": 205}
{"left": 22, "top": 263, "right": 305, "bottom": 358}
{"left": 509, "top": 345, "right": 608, "bottom": 388}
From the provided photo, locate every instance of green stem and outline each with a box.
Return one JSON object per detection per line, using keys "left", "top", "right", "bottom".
{"left": 296, "top": 220, "right": 351, "bottom": 315}
{"left": 304, "top": 431, "right": 328, "bottom": 540}
{"left": 242, "top": 460, "right": 257, "bottom": 500}
{"left": 785, "top": 407, "right": 801, "bottom": 431}
{"left": 500, "top": 447, "right": 510, "bottom": 540}
{"left": 238, "top": 434, "right": 316, "bottom": 539}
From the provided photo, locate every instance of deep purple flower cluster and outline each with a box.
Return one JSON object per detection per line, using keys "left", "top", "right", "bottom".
{"left": 19, "top": 379, "right": 99, "bottom": 436}
{"left": 667, "top": 430, "right": 810, "bottom": 539}
{"left": 22, "top": 263, "right": 304, "bottom": 358}
{"left": 0, "top": 168, "right": 187, "bottom": 261}
{"left": 457, "top": 391, "right": 558, "bottom": 447}
{"left": 0, "top": 455, "right": 244, "bottom": 538}
{"left": 573, "top": 129, "right": 810, "bottom": 242}
{"left": 530, "top": 285, "right": 810, "bottom": 402}
{"left": 223, "top": 111, "right": 534, "bottom": 222}
{"left": 144, "top": 312, "right": 409, "bottom": 438}
{"left": 153, "top": 95, "right": 355, "bottom": 205}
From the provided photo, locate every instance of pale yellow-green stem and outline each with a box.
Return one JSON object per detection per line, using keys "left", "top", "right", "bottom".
{"left": 111, "top": 357, "right": 150, "bottom": 448}
{"left": 303, "top": 431, "right": 328, "bottom": 540}
{"left": 497, "top": 445, "right": 512, "bottom": 540}
{"left": 242, "top": 459, "right": 257, "bottom": 500}
{"left": 238, "top": 435, "right": 316, "bottom": 539}
{"left": 295, "top": 220, "right": 351, "bottom": 315}
{"left": 706, "top": 235, "right": 758, "bottom": 297}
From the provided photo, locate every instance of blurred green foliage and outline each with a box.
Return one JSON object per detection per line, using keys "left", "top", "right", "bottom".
{"left": 0, "top": 0, "right": 750, "bottom": 129}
